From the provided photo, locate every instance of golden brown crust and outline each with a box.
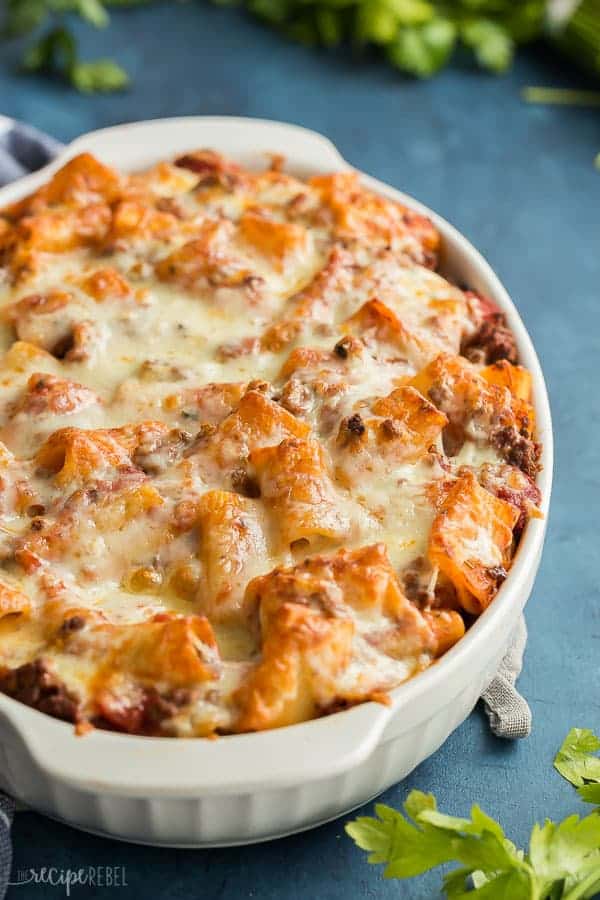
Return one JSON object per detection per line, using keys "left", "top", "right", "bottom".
{"left": 236, "top": 544, "right": 436, "bottom": 731}
{"left": 251, "top": 438, "right": 349, "bottom": 549}
{"left": 428, "top": 471, "right": 520, "bottom": 614}
{"left": 0, "top": 580, "right": 30, "bottom": 619}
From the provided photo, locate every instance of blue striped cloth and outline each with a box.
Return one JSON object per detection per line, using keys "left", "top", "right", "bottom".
{"left": 0, "top": 115, "right": 62, "bottom": 188}
{"left": 0, "top": 115, "right": 531, "bottom": 897}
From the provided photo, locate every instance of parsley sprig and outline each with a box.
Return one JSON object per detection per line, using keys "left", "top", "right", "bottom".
{"left": 555, "top": 728, "right": 600, "bottom": 806}
{"left": 346, "top": 728, "right": 600, "bottom": 899}
{"left": 2, "top": 0, "right": 547, "bottom": 92}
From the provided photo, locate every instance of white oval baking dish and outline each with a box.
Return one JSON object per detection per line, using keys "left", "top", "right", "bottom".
{"left": 0, "top": 116, "right": 552, "bottom": 847}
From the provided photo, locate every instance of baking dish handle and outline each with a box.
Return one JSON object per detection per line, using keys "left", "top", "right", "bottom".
{"left": 65, "top": 116, "right": 350, "bottom": 177}
{"left": 0, "top": 694, "right": 393, "bottom": 798}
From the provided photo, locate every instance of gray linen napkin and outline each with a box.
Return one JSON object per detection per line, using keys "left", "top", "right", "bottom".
{"left": 0, "top": 116, "right": 531, "bottom": 895}
{"left": 482, "top": 617, "right": 532, "bottom": 740}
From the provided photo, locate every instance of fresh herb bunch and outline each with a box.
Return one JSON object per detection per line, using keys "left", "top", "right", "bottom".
{"left": 239, "top": 0, "right": 547, "bottom": 77}
{"left": 1, "top": 0, "right": 145, "bottom": 91}
{"left": 3, "top": 0, "right": 548, "bottom": 91}
{"left": 347, "top": 727, "right": 600, "bottom": 899}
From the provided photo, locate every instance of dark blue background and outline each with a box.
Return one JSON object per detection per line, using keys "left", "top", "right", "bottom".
{"left": 2, "top": 5, "right": 600, "bottom": 897}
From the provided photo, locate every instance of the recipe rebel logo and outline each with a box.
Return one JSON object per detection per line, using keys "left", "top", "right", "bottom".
{"left": 8, "top": 865, "right": 129, "bottom": 895}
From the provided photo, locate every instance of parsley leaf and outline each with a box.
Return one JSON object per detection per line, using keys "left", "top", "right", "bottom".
{"left": 74, "top": 0, "right": 110, "bottom": 29}
{"left": 580, "top": 784, "right": 600, "bottom": 805}
{"left": 347, "top": 786, "right": 600, "bottom": 899}
{"left": 555, "top": 728, "right": 600, "bottom": 807}
{"left": 355, "top": 1, "right": 400, "bottom": 46}
{"left": 461, "top": 18, "right": 513, "bottom": 73}
{"left": 70, "top": 59, "right": 129, "bottom": 91}
{"left": 387, "top": 18, "right": 456, "bottom": 77}
{"left": 529, "top": 814, "right": 600, "bottom": 890}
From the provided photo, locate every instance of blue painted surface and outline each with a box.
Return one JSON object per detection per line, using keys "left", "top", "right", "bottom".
{"left": 2, "top": 5, "right": 600, "bottom": 897}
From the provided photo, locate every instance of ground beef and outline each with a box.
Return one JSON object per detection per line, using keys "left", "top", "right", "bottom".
{"left": 230, "top": 467, "right": 261, "bottom": 499}
{"left": 491, "top": 425, "right": 541, "bottom": 479}
{"left": 94, "top": 686, "right": 192, "bottom": 736}
{"left": 132, "top": 428, "right": 192, "bottom": 475}
{"left": 0, "top": 658, "right": 80, "bottom": 723}
{"left": 441, "top": 422, "right": 466, "bottom": 458}
{"left": 401, "top": 556, "right": 434, "bottom": 607}
{"left": 462, "top": 313, "right": 518, "bottom": 365}
{"left": 487, "top": 565, "right": 508, "bottom": 585}
{"left": 174, "top": 151, "right": 241, "bottom": 190}
{"left": 337, "top": 413, "right": 367, "bottom": 449}
{"left": 58, "top": 615, "right": 87, "bottom": 636}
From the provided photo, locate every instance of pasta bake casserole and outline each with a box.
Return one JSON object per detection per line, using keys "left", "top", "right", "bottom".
{"left": 0, "top": 150, "right": 542, "bottom": 737}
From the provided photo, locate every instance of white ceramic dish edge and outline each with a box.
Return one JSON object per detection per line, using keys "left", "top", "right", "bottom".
{"left": 0, "top": 117, "right": 553, "bottom": 846}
